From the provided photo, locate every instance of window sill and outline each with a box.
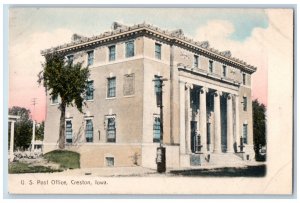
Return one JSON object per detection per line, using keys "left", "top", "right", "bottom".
{"left": 123, "top": 94, "right": 135, "bottom": 98}
{"left": 85, "top": 99, "right": 94, "bottom": 102}
{"left": 106, "top": 97, "right": 116, "bottom": 100}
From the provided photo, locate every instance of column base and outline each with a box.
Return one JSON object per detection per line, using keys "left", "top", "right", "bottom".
{"left": 180, "top": 154, "right": 190, "bottom": 167}
{"left": 213, "top": 149, "right": 222, "bottom": 154}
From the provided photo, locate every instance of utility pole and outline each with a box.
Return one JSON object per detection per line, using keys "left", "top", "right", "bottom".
{"left": 31, "top": 98, "right": 37, "bottom": 152}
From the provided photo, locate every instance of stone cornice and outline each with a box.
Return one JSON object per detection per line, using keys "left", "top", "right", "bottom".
{"left": 41, "top": 22, "right": 257, "bottom": 74}
{"left": 178, "top": 64, "right": 241, "bottom": 87}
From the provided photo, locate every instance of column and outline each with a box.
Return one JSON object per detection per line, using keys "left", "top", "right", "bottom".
{"left": 213, "top": 90, "right": 222, "bottom": 153}
{"left": 185, "top": 83, "right": 192, "bottom": 154}
{"left": 235, "top": 95, "right": 240, "bottom": 152}
{"left": 9, "top": 121, "right": 15, "bottom": 162}
{"left": 31, "top": 120, "right": 36, "bottom": 151}
{"left": 227, "top": 94, "right": 234, "bottom": 153}
{"left": 199, "top": 87, "right": 207, "bottom": 153}
{"left": 179, "top": 81, "right": 186, "bottom": 154}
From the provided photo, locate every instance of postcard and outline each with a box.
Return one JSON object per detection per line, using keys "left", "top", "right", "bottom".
{"left": 6, "top": 7, "right": 294, "bottom": 195}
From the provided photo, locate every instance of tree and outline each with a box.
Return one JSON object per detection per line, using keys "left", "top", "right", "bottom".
{"left": 38, "top": 52, "right": 90, "bottom": 149}
{"left": 9, "top": 106, "right": 33, "bottom": 150}
{"left": 35, "top": 121, "right": 45, "bottom": 141}
{"left": 252, "top": 99, "right": 267, "bottom": 160}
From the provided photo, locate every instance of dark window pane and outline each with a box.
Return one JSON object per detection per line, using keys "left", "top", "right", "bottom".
{"left": 52, "top": 95, "right": 58, "bottom": 104}
{"left": 86, "top": 81, "right": 94, "bottom": 100}
{"left": 109, "top": 45, "right": 116, "bottom": 61}
{"left": 67, "top": 55, "right": 74, "bottom": 65}
{"left": 66, "top": 120, "right": 72, "bottom": 143}
{"left": 243, "top": 124, "right": 248, "bottom": 144}
{"left": 194, "top": 55, "right": 199, "bottom": 68}
{"left": 243, "top": 96, "right": 247, "bottom": 111}
{"left": 223, "top": 65, "right": 227, "bottom": 77}
{"left": 106, "top": 157, "right": 114, "bottom": 167}
{"left": 155, "top": 43, "right": 161, "bottom": 59}
{"left": 107, "top": 77, "right": 116, "bottom": 98}
{"left": 107, "top": 117, "right": 116, "bottom": 142}
{"left": 87, "top": 51, "right": 94, "bottom": 65}
{"left": 126, "top": 41, "right": 134, "bottom": 58}
{"left": 209, "top": 60, "right": 213, "bottom": 72}
{"left": 85, "top": 119, "right": 93, "bottom": 142}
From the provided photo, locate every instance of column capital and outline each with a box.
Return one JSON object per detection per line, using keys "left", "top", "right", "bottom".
{"left": 185, "top": 82, "right": 193, "bottom": 89}
{"left": 226, "top": 93, "right": 232, "bottom": 100}
{"left": 213, "top": 90, "right": 222, "bottom": 97}
{"left": 200, "top": 87, "right": 208, "bottom": 94}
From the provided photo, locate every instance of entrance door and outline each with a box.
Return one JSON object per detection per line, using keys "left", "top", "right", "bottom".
{"left": 207, "top": 123, "right": 211, "bottom": 152}
{"left": 191, "top": 121, "right": 198, "bottom": 153}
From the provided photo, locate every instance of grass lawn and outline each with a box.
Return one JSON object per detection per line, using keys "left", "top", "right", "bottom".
{"left": 9, "top": 162, "right": 62, "bottom": 174}
{"left": 170, "top": 165, "right": 266, "bottom": 177}
{"left": 44, "top": 150, "right": 80, "bottom": 169}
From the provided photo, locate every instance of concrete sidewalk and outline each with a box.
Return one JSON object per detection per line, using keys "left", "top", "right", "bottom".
{"left": 54, "top": 166, "right": 162, "bottom": 177}
{"left": 48, "top": 160, "right": 265, "bottom": 177}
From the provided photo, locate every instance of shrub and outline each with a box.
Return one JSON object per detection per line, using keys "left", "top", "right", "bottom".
{"left": 44, "top": 150, "right": 80, "bottom": 169}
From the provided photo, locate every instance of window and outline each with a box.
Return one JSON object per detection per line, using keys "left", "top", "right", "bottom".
{"left": 51, "top": 95, "right": 58, "bottom": 104}
{"left": 209, "top": 60, "right": 213, "bottom": 73}
{"left": 87, "top": 51, "right": 94, "bottom": 66}
{"left": 109, "top": 45, "right": 116, "bottom": 61}
{"left": 242, "top": 73, "right": 246, "bottom": 85}
{"left": 106, "top": 117, "right": 116, "bottom": 142}
{"left": 106, "top": 157, "right": 114, "bottom": 167}
{"left": 86, "top": 81, "right": 94, "bottom": 100}
{"left": 123, "top": 74, "right": 135, "bottom": 96}
{"left": 194, "top": 55, "right": 199, "bottom": 68}
{"left": 67, "top": 55, "right": 74, "bottom": 65}
{"left": 155, "top": 43, "right": 161, "bottom": 60}
{"left": 66, "top": 120, "right": 72, "bottom": 143}
{"left": 243, "top": 124, "right": 248, "bottom": 144}
{"left": 206, "top": 123, "right": 212, "bottom": 151}
{"left": 85, "top": 119, "right": 93, "bottom": 142}
{"left": 222, "top": 65, "right": 227, "bottom": 77}
{"left": 243, "top": 96, "right": 247, "bottom": 111}
{"left": 153, "top": 116, "right": 161, "bottom": 143}
{"left": 125, "top": 41, "right": 134, "bottom": 58}
{"left": 107, "top": 77, "right": 116, "bottom": 98}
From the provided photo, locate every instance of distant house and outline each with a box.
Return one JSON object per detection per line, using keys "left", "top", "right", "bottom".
{"left": 42, "top": 22, "right": 256, "bottom": 169}
{"left": 33, "top": 140, "right": 43, "bottom": 151}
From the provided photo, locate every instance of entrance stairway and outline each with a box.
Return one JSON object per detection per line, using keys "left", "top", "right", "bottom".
{"left": 201, "top": 153, "right": 247, "bottom": 167}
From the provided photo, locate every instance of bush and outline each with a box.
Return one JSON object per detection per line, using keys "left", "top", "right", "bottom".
{"left": 9, "top": 162, "right": 62, "bottom": 174}
{"left": 14, "top": 149, "right": 43, "bottom": 161}
{"left": 44, "top": 150, "right": 80, "bottom": 169}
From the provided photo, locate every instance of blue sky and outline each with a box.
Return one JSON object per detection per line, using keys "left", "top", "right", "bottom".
{"left": 10, "top": 7, "right": 269, "bottom": 43}
{"left": 9, "top": 7, "right": 275, "bottom": 121}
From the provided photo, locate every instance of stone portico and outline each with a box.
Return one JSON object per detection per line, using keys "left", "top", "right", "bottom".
{"left": 178, "top": 64, "right": 254, "bottom": 167}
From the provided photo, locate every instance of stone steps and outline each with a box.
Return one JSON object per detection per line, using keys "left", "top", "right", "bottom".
{"left": 201, "top": 153, "right": 246, "bottom": 167}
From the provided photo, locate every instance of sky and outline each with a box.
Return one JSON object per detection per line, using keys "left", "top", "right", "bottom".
{"left": 8, "top": 7, "right": 293, "bottom": 122}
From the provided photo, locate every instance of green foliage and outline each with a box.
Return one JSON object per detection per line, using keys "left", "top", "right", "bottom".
{"left": 9, "top": 106, "right": 33, "bottom": 150}
{"left": 44, "top": 150, "right": 80, "bottom": 169}
{"left": 252, "top": 99, "right": 266, "bottom": 160}
{"left": 38, "top": 52, "right": 90, "bottom": 112}
{"left": 9, "top": 162, "right": 63, "bottom": 174}
{"left": 35, "top": 121, "right": 44, "bottom": 141}
{"left": 38, "top": 52, "right": 90, "bottom": 149}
